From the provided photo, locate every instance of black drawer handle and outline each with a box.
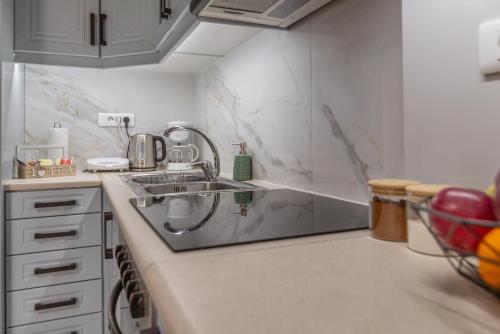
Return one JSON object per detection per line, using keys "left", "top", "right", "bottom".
{"left": 34, "top": 297, "right": 78, "bottom": 311}
{"left": 160, "top": 0, "right": 172, "bottom": 18}
{"left": 99, "top": 13, "right": 107, "bottom": 46}
{"left": 34, "top": 200, "right": 77, "bottom": 209}
{"left": 90, "top": 13, "right": 96, "bottom": 45}
{"left": 34, "top": 230, "right": 78, "bottom": 240}
{"left": 34, "top": 263, "right": 78, "bottom": 275}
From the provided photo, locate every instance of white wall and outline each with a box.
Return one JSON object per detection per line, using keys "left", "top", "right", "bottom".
{"left": 22, "top": 65, "right": 197, "bottom": 167}
{"left": 196, "top": 0, "right": 404, "bottom": 203}
{"left": 403, "top": 0, "right": 500, "bottom": 189}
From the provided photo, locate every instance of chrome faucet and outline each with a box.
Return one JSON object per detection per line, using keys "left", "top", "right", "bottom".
{"left": 163, "top": 126, "right": 220, "bottom": 182}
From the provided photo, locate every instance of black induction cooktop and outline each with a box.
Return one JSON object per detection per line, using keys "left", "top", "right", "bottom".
{"left": 129, "top": 189, "right": 368, "bottom": 252}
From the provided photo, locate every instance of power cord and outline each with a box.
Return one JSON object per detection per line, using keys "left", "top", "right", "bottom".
{"left": 123, "top": 116, "right": 130, "bottom": 137}
{"left": 123, "top": 116, "right": 131, "bottom": 158}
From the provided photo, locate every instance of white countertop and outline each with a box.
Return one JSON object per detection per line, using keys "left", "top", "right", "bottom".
{"left": 4, "top": 172, "right": 500, "bottom": 333}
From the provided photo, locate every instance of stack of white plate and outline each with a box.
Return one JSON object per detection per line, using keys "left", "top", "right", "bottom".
{"left": 86, "top": 157, "right": 129, "bottom": 172}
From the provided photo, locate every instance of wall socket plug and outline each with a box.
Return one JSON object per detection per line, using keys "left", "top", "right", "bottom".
{"left": 98, "top": 113, "right": 135, "bottom": 127}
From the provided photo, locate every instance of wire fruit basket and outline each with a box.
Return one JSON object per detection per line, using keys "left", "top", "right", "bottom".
{"left": 413, "top": 198, "right": 500, "bottom": 298}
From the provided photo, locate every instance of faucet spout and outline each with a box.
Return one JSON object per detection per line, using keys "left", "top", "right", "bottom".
{"left": 164, "top": 126, "right": 220, "bottom": 179}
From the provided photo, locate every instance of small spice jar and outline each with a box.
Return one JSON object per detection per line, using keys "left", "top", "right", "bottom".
{"left": 405, "top": 184, "right": 449, "bottom": 256}
{"left": 368, "top": 179, "right": 420, "bottom": 242}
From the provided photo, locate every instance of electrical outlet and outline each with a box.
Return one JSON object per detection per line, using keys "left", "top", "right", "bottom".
{"left": 98, "top": 113, "right": 135, "bottom": 127}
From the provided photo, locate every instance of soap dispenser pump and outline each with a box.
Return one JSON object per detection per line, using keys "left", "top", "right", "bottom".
{"left": 232, "top": 142, "right": 252, "bottom": 181}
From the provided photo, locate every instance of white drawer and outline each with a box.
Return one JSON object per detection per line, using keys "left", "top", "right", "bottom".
{"left": 6, "top": 188, "right": 102, "bottom": 220}
{"left": 7, "top": 279, "right": 102, "bottom": 327}
{"left": 7, "top": 312, "right": 103, "bottom": 334}
{"left": 7, "top": 246, "right": 102, "bottom": 291}
{"left": 6, "top": 213, "right": 102, "bottom": 255}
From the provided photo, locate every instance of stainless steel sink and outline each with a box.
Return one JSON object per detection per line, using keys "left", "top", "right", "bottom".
{"left": 143, "top": 181, "right": 248, "bottom": 195}
{"left": 119, "top": 172, "right": 258, "bottom": 196}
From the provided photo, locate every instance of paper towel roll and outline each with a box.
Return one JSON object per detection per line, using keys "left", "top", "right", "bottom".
{"left": 48, "top": 127, "right": 69, "bottom": 162}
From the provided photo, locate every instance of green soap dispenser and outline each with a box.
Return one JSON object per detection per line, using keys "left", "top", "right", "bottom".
{"left": 232, "top": 142, "right": 252, "bottom": 181}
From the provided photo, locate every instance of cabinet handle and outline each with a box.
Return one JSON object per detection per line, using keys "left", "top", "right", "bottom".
{"left": 108, "top": 280, "right": 124, "bottom": 334}
{"left": 34, "top": 230, "right": 78, "bottom": 239}
{"left": 34, "top": 200, "right": 77, "bottom": 209}
{"left": 34, "top": 263, "right": 78, "bottom": 275}
{"left": 90, "top": 13, "right": 96, "bottom": 45}
{"left": 34, "top": 297, "right": 78, "bottom": 311}
{"left": 99, "top": 14, "right": 107, "bottom": 46}
{"left": 129, "top": 292, "right": 145, "bottom": 319}
{"left": 160, "top": 0, "right": 172, "bottom": 18}
{"left": 104, "top": 212, "right": 114, "bottom": 259}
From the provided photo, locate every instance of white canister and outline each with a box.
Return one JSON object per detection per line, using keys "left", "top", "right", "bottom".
{"left": 406, "top": 184, "right": 449, "bottom": 256}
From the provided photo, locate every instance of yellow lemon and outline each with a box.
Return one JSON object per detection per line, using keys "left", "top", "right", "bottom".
{"left": 477, "top": 228, "right": 500, "bottom": 290}
{"left": 485, "top": 184, "right": 496, "bottom": 199}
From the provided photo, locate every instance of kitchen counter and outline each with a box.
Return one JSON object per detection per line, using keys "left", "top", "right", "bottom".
{"left": 4, "top": 173, "right": 500, "bottom": 333}
{"left": 2, "top": 171, "right": 102, "bottom": 191}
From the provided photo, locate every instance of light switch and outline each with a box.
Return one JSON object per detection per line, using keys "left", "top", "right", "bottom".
{"left": 479, "top": 18, "right": 500, "bottom": 75}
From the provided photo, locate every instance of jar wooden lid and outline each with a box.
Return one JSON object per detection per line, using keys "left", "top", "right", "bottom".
{"left": 368, "top": 179, "right": 420, "bottom": 195}
{"left": 406, "top": 184, "right": 449, "bottom": 197}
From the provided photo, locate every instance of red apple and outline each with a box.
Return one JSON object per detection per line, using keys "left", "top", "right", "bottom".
{"left": 494, "top": 171, "right": 500, "bottom": 220}
{"left": 431, "top": 187, "right": 495, "bottom": 252}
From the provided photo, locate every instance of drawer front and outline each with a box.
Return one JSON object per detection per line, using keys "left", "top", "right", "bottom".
{"left": 7, "top": 279, "right": 102, "bottom": 327}
{"left": 6, "top": 188, "right": 102, "bottom": 219}
{"left": 7, "top": 312, "right": 103, "bottom": 334}
{"left": 7, "top": 246, "right": 102, "bottom": 291}
{"left": 6, "top": 213, "right": 102, "bottom": 255}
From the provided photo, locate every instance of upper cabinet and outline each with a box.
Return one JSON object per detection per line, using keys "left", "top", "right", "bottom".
{"left": 14, "top": 0, "right": 329, "bottom": 69}
{"left": 15, "top": 0, "right": 100, "bottom": 67}
{"left": 14, "top": 0, "right": 192, "bottom": 68}
{"left": 99, "top": 0, "right": 161, "bottom": 67}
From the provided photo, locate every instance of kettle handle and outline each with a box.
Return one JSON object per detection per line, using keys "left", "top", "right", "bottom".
{"left": 153, "top": 136, "right": 167, "bottom": 162}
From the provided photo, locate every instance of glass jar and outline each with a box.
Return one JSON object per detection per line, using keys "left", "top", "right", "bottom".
{"left": 368, "top": 179, "right": 420, "bottom": 242}
{"left": 405, "top": 184, "right": 449, "bottom": 255}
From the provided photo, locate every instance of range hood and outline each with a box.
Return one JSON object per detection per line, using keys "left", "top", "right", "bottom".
{"left": 190, "top": 0, "right": 332, "bottom": 28}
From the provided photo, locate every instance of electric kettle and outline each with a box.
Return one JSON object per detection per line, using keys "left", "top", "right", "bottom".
{"left": 128, "top": 134, "right": 167, "bottom": 171}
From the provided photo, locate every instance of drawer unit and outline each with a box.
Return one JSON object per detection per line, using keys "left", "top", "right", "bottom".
{"left": 6, "top": 279, "right": 102, "bottom": 327}
{"left": 6, "top": 312, "right": 103, "bottom": 334}
{"left": 6, "top": 213, "right": 102, "bottom": 255}
{"left": 7, "top": 246, "right": 102, "bottom": 291}
{"left": 6, "top": 188, "right": 102, "bottom": 219}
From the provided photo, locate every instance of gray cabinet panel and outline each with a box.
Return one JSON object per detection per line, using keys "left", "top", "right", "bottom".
{"left": 5, "top": 187, "right": 102, "bottom": 219}
{"left": 6, "top": 279, "right": 102, "bottom": 327}
{"left": 15, "top": 0, "right": 99, "bottom": 60}
{"left": 6, "top": 246, "right": 102, "bottom": 291}
{"left": 100, "top": 0, "right": 159, "bottom": 58}
{"left": 6, "top": 213, "right": 102, "bottom": 255}
{"left": 155, "top": 0, "right": 190, "bottom": 47}
{"left": 7, "top": 313, "right": 103, "bottom": 334}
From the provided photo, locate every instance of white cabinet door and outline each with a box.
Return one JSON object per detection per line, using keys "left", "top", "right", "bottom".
{"left": 15, "top": 0, "right": 100, "bottom": 66}
{"left": 100, "top": 0, "right": 159, "bottom": 59}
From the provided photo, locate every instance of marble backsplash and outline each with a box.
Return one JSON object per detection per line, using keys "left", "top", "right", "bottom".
{"left": 23, "top": 65, "right": 197, "bottom": 167}
{"left": 195, "top": 0, "right": 405, "bottom": 203}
